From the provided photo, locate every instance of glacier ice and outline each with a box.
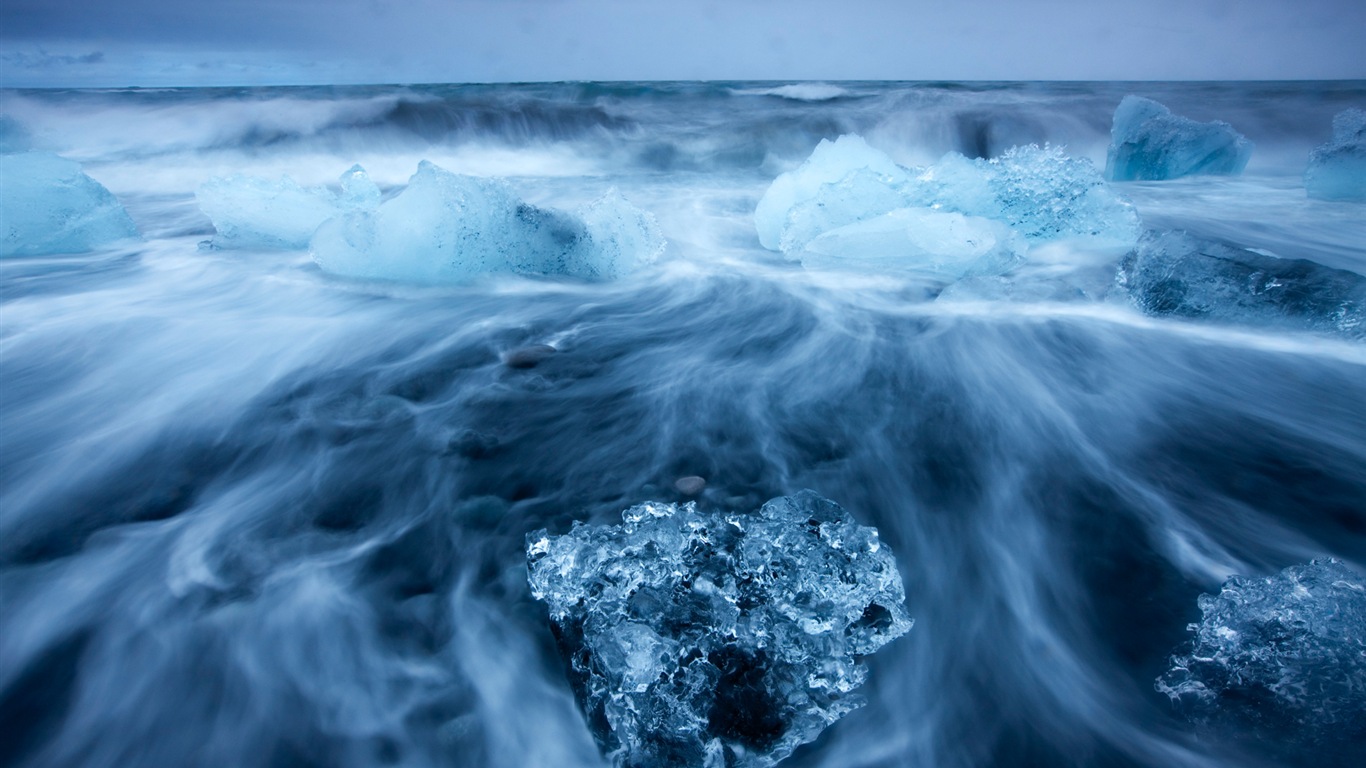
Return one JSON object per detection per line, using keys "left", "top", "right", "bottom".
{"left": 1104, "top": 96, "right": 1253, "bottom": 181}
{"left": 801, "top": 207, "right": 1025, "bottom": 279}
{"left": 1, "top": 152, "right": 139, "bottom": 257}
{"left": 1305, "top": 108, "right": 1366, "bottom": 202}
{"left": 757, "top": 137, "right": 1138, "bottom": 272}
{"left": 196, "top": 165, "right": 380, "bottom": 250}
{"left": 1114, "top": 231, "right": 1366, "bottom": 339}
{"left": 311, "top": 161, "right": 663, "bottom": 283}
{"left": 526, "top": 490, "right": 912, "bottom": 768}
{"left": 1156, "top": 559, "right": 1366, "bottom": 752}
{"left": 754, "top": 135, "right": 909, "bottom": 251}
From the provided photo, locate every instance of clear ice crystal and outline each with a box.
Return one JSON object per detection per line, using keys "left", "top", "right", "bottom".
{"left": 1114, "top": 231, "right": 1366, "bottom": 339}
{"left": 1156, "top": 559, "right": 1366, "bottom": 751}
{"left": 1104, "top": 96, "right": 1253, "bottom": 181}
{"left": 526, "top": 491, "right": 912, "bottom": 768}
{"left": 311, "top": 161, "right": 663, "bottom": 283}
{"left": 1305, "top": 108, "right": 1366, "bottom": 202}
{"left": 1, "top": 152, "right": 139, "bottom": 257}
{"left": 756, "top": 136, "right": 1138, "bottom": 272}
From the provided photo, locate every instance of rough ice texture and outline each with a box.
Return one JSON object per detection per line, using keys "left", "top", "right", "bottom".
{"left": 754, "top": 135, "right": 908, "bottom": 251}
{"left": 1105, "top": 96, "right": 1253, "bottom": 181}
{"left": 1, "top": 152, "right": 139, "bottom": 257}
{"left": 311, "top": 161, "right": 663, "bottom": 283}
{"left": 1305, "top": 108, "right": 1366, "bottom": 202}
{"left": 196, "top": 164, "right": 380, "bottom": 250}
{"left": 758, "top": 137, "right": 1138, "bottom": 268}
{"left": 1114, "top": 231, "right": 1366, "bottom": 340}
{"left": 526, "top": 491, "right": 912, "bottom": 768}
{"left": 801, "top": 207, "right": 1026, "bottom": 279}
{"left": 1156, "top": 559, "right": 1366, "bottom": 755}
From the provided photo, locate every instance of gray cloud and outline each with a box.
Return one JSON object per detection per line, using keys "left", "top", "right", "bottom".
{"left": 1, "top": 0, "right": 1363, "bottom": 86}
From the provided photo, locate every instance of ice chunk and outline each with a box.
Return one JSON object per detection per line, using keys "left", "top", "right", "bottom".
{"left": 572, "top": 189, "right": 667, "bottom": 280}
{"left": 1305, "top": 108, "right": 1366, "bottom": 202}
{"left": 311, "top": 161, "right": 662, "bottom": 283}
{"left": 526, "top": 491, "right": 912, "bottom": 768}
{"left": 196, "top": 165, "right": 378, "bottom": 250}
{"left": 1105, "top": 96, "right": 1253, "bottom": 181}
{"left": 1114, "top": 231, "right": 1366, "bottom": 339}
{"left": 801, "top": 207, "right": 1026, "bottom": 280}
{"left": 754, "top": 135, "right": 908, "bottom": 250}
{"left": 975, "top": 145, "right": 1140, "bottom": 245}
{"left": 1, "top": 152, "right": 139, "bottom": 257}
{"left": 1156, "top": 559, "right": 1366, "bottom": 754}
{"left": 762, "top": 140, "right": 1139, "bottom": 261}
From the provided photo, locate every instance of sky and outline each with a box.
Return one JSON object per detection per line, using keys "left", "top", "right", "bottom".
{"left": 2, "top": 0, "right": 1364, "bottom": 87}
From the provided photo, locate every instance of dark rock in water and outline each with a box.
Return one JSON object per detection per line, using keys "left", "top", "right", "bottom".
{"left": 674, "top": 475, "right": 707, "bottom": 496}
{"left": 1115, "top": 231, "right": 1366, "bottom": 339}
{"left": 526, "top": 491, "right": 912, "bottom": 768}
{"left": 1156, "top": 559, "right": 1366, "bottom": 764}
{"left": 1105, "top": 96, "right": 1252, "bottom": 181}
{"left": 502, "top": 344, "right": 557, "bottom": 369}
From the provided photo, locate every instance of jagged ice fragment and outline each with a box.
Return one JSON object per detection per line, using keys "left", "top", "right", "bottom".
{"left": 757, "top": 137, "right": 1138, "bottom": 271}
{"left": 1114, "top": 230, "right": 1366, "bottom": 340}
{"left": 1, "top": 151, "right": 139, "bottom": 257}
{"left": 1156, "top": 558, "right": 1366, "bottom": 752}
{"left": 196, "top": 164, "right": 380, "bottom": 250}
{"left": 1105, "top": 96, "right": 1253, "bottom": 181}
{"left": 311, "top": 161, "right": 662, "bottom": 283}
{"left": 526, "top": 491, "right": 912, "bottom": 768}
{"left": 1305, "top": 108, "right": 1366, "bottom": 202}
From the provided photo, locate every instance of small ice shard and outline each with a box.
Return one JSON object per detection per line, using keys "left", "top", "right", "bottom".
{"left": 1305, "top": 108, "right": 1366, "bottom": 202}
{"left": 754, "top": 134, "right": 909, "bottom": 251}
{"left": 1156, "top": 558, "right": 1366, "bottom": 755}
{"left": 311, "top": 162, "right": 663, "bottom": 283}
{"left": 1114, "top": 231, "right": 1366, "bottom": 339}
{"left": 801, "top": 207, "right": 1026, "bottom": 280}
{"left": 1105, "top": 96, "right": 1253, "bottom": 181}
{"left": 1, "top": 152, "right": 139, "bottom": 257}
{"left": 196, "top": 165, "right": 379, "bottom": 250}
{"left": 526, "top": 490, "right": 912, "bottom": 768}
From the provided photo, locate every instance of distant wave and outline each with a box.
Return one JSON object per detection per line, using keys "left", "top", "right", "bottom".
{"left": 733, "top": 83, "right": 852, "bottom": 101}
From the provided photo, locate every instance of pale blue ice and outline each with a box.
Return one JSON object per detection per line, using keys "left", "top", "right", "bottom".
{"left": 1305, "top": 108, "right": 1366, "bottom": 201}
{"left": 1, "top": 152, "right": 139, "bottom": 258}
{"left": 1105, "top": 96, "right": 1252, "bottom": 181}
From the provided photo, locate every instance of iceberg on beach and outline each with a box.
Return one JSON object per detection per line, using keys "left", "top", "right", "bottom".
{"left": 196, "top": 165, "right": 380, "bottom": 250}
{"left": 1114, "top": 231, "right": 1366, "bottom": 339}
{"left": 311, "top": 161, "right": 663, "bottom": 283}
{"left": 1, "top": 151, "right": 139, "bottom": 257}
{"left": 1156, "top": 559, "right": 1366, "bottom": 755}
{"left": 757, "top": 136, "right": 1138, "bottom": 273}
{"left": 1105, "top": 96, "right": 1252, "bottom": 181}
{"left": 1305, "top": 108, "right": 1366, "bottom": 201}
{"left": 527, "top": 491, "right": 912, "bottom": 768}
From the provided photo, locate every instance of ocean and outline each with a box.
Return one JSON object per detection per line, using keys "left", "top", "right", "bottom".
{"left": 1, "top": 80, "right": 1364, "bottom": 768}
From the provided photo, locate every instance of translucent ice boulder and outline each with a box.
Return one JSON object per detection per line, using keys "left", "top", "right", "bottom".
{"left": 526, "top": 490, "right": 912, "bottom": 768}
{"left": 1105, "top": 96, "right": 1253, "bottom": 181}
{"left": 311, "top": 161, "right": 662, "bottom": 283}
{"left": 1156, "top": 559, "right": 1366, "bottom": 756}
{"left": 754, "top": 135, "right": 909, "bottom": 251}
{"left": 1114, "top": 231, "right": 1366, "bottom": 339}
{"left": 758, "top": 138, "right": 1139, "bottom": 267}
{"left": 196, "top": 164, "right": 380, "bottom": 250}
{"left": 1305, "top": 108, "right": 1366, "bottom": 201}
{"left": 1, "top": 152, "right": 139, "bottom": 257}
{"left": 801, "top": 207, "right": 1026, "bottom": 280}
